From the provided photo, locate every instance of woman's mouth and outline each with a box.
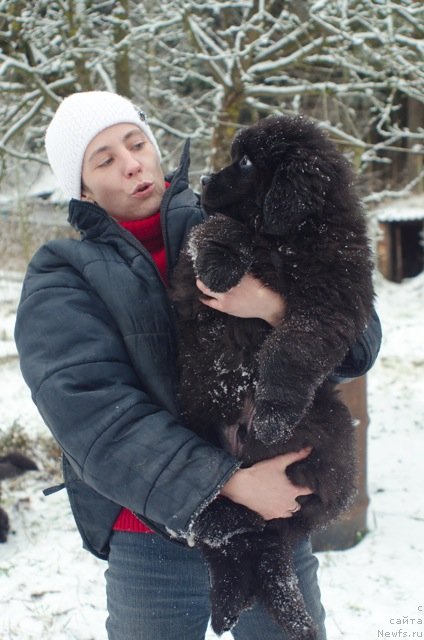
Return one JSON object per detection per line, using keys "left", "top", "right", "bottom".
{"left": 132, "top": 182, "right": 154, "bottom": 198}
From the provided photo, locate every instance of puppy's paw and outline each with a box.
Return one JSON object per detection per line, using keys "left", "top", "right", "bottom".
{"left": 190, "top": 498, "right": 265, "bottom": 548}
{"left": 187, "top": 215, "right": 253, "bottom": 292}
{"left": 286, "top": 460, "right": 319, "bottom": 493}
{"left": 300, "top": 624, "right": 319, "bottom": 640}
{"left": 211, "top": 606, "right": 240, "bottom": 635}
{"left": 195, "top": 242, "right": 249, "bottom": 292}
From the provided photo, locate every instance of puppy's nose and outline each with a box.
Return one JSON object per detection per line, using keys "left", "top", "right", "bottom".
{"left": 200, "top": 174, "right": 211, "bottom": 187}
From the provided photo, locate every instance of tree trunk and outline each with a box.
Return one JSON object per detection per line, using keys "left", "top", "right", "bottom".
{"left": 406, "top": 97, "right": 424, "bottom": 193}
{"left": 209, "top": 64, "right": 256, "bottom": 171}
{"left": 67, "top": 0, "right": 92, "bottom": 91}
{"left": 210, "top": 91, "right": 245, "bottom": 171}
{"left": 113, "top": 0, "right": 131, "bottom": 98}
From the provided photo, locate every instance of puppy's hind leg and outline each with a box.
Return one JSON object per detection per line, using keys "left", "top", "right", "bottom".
{"left": 201, "top": 537, "right": 257, "bottom": 635}
{"left": 256, "top": 542, "right": 318, "bottom": 640}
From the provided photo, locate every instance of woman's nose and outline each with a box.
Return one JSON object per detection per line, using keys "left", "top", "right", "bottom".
{"left": 124, "top": 152, "right": 142, "bottom": 177}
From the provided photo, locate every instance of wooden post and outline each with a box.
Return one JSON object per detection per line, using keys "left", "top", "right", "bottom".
{"left": 377, "top": 222, "right": 391, "bottom": 280}
{"left": 312, "top": 376, "right": 369, "bottom": 551}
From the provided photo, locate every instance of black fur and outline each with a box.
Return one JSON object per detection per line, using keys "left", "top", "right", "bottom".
{"left": 0, "top": 452, "right": 38, "bottom": 542}
{"left": 170, "top": 115, "right": 374, "bottom": 639}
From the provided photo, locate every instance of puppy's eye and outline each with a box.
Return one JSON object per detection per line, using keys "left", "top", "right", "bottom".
{"left": 239, "top": 155, "right": 252, "bottom": 168}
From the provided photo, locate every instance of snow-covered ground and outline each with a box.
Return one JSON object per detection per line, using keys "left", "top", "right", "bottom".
{"left": 0, "top": 262, "right": 423, "bottom": 640}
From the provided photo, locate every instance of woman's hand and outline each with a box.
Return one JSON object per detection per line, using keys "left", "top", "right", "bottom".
{"left": 220, "top": 448, "right": 313, "bottom": 520}
{"left": 196, "top": 274, "right": 286, "bottom": 327}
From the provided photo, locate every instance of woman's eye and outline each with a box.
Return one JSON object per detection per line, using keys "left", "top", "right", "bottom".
{"left": 239, "top": 155, "right": 252, "bottom": 168}
{"left": 98, "top": 157, "right": 113, "bottom": 168}
{"left": 132, "top": 141, "right": 145, "bottom": 150}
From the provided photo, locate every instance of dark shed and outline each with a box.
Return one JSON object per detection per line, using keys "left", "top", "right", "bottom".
{"left": 377, "top": 196, "right": 424, "bottom": 283}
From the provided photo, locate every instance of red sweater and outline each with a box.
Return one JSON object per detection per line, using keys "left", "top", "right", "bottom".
{"left": 113, "top": 208, "right": 168, "bottom": 534}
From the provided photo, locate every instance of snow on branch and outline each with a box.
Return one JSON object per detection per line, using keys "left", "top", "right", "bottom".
{"left": 363, "top": 167, "right": 424, "bottom": 204}
{"left": 245, "top": 81, "right": 390, "bottom": 98}
{"left": 248, "top": 36, "right": 326, "bottom": 74}
{"left": 252, "top": 24, "right": 313, "bottom": 63}
{"left": 0, "top": 98, "right": 44, "bottom": 147}
{"left": 186, "top": 15, "right": 228, "bottom": 58}
{"left": 185, "top": 16, "right": 231, "bottom": 87}
{"left": 0, "top": 0, "right": 422, "bottom": 201}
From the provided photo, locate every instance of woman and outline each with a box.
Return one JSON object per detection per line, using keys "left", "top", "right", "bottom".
{"left": 15, "top": 91, "right": 381, "bottom": 639}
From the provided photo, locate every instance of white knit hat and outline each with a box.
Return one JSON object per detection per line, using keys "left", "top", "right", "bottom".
{"left": 45, "top": 91, "right": 161, "bottom": 200}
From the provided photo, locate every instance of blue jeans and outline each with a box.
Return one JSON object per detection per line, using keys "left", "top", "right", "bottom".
{"left": 105, "top": 531, "right": 326, "bottom": 640}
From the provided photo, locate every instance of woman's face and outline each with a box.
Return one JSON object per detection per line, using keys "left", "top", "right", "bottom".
{"left": 81, "top": 123, "right": 165, "bottom": 221}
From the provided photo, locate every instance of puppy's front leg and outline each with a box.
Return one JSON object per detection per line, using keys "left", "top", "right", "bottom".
{"left": 187, "top": 215, "right": 253, "bottom": 292}
{"left": 253, "top": 320, "right": 336, "bottom": 443}
{"left": 202, "top": 536, "right": 257, "bottom": 634}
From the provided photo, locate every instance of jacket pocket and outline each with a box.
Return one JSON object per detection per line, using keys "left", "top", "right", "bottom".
{"left": 62, "top": 454, "right": 120, "bottom": 560}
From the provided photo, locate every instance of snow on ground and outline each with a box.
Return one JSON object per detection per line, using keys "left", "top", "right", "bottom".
{"left": 0, "top": 265, "right": 423, "bottom": 640}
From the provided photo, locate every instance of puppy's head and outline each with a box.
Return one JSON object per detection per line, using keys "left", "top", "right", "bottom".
{"left": 202, "top": 115, "right": 345, "bottom": 236}
{"left": 201, "top": 150, "right": 261, "bottom": 227}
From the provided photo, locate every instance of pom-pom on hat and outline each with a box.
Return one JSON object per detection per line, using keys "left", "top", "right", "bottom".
{"left": 45, "top": 91, "right": 161, "bottom": 200}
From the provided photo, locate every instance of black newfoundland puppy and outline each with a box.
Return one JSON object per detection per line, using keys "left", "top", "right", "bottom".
{"left": 170, "top": 115, "right": 374, "bottom": 639}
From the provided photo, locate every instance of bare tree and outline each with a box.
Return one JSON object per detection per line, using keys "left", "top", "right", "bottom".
{"left": 0, "top": 0, "right": 135, "bottom": 170}
{"left": 0, "top": 0, "right": 423, "bottom": 199}
{"left": 141, "top": 0, "right": 424, "bottom": 195}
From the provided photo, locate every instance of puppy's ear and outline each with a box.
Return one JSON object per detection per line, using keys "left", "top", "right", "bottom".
{"left": 262, "top": 152, "right": 328, "bottom": 236}
{"left": 262, "top": 164, "right": 290, "bottom": 235}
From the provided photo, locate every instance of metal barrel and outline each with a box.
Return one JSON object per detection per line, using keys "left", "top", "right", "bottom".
{"left": 312, "top": 375, "right": 369, "bottom": 551}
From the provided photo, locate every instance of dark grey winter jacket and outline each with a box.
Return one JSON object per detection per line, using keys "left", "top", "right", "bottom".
{"left": 14, "top": 144, "right": 381, "bottom": 560}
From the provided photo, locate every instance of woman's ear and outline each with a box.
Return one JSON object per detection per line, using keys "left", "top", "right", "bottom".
{"left": 81, "top": 193, "right": 95, "bottom": 203}
{"left": 81, "top": 183, "right": 96, "bottom": 204}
